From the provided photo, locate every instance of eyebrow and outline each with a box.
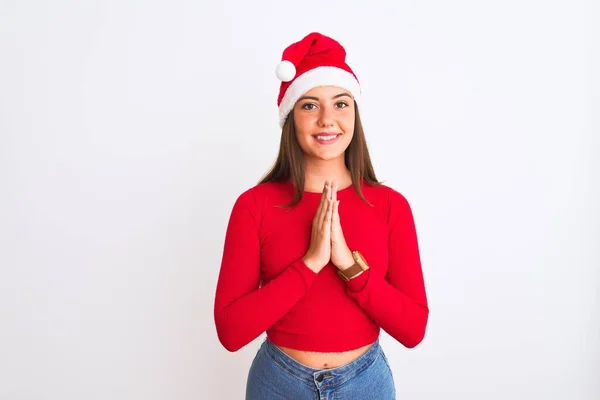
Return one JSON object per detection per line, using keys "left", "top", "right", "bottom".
{"left": 297, "top": 93, "right": 352, "bottom": 102}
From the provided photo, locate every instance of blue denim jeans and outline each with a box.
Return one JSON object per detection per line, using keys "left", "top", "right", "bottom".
{"left": 246, "top": 338, "right": 396, "bottom": 399}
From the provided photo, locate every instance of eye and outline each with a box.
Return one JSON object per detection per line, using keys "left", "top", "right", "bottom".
{"left": 335, "top": 101, "right": 349, "bottom": 109}
{"left": 301, "top": 103, "right": 317, "bottom": 110}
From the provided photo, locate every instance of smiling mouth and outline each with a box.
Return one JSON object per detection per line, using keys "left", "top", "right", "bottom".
{"left": 312, "top": 133, "right": 341, "bottom": 144}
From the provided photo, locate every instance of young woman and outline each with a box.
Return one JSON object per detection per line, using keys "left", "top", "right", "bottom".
{"left": 214, "top": 32, "right": 429, "bottom": 400}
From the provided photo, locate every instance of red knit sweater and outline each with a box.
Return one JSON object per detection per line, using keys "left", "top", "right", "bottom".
{"left": 214, "top": 180, "right": 429, "bottom": 352}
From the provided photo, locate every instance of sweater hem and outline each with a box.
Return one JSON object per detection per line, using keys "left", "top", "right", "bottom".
{"left": 266, "top": 328, "right": 380, "bottom": 353}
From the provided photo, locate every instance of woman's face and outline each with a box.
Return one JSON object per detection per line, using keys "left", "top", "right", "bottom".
{"left": 293, "top": 85, "right": 355, "bottom": 161}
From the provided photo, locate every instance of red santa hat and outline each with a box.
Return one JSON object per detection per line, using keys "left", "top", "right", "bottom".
{"left": 275, "top": 32, "right": 361, "bottom": 127}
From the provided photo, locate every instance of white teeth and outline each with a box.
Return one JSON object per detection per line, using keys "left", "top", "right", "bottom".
{"left": 315, "top": 135, "right": 338, "bottom": 140}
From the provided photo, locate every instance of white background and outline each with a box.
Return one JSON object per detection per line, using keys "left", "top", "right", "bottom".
{"left": 1, "top": 1, "right": 598, "bottom": 399}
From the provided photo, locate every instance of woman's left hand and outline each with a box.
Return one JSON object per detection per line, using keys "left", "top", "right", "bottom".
{"left": 330, "top": 181, "right": 355, "bottom": 271}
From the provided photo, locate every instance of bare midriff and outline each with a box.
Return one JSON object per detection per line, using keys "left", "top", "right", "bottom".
{"left": 275, "top": 341, "right": 376, "bottom": 369}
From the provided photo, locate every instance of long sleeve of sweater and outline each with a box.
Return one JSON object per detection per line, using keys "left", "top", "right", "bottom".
{"left": 213, "top": 189, "right": 317, "bottom": 352}
{"left": 345, "top": 189, "right": 429, "bottom": 348}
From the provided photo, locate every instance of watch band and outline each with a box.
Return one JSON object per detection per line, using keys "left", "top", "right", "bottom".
{"left": 337, "top": 263, "right": 364, "bottom": 282}
{"left": 337, "top": 251, "right": 370, "bottom": 282}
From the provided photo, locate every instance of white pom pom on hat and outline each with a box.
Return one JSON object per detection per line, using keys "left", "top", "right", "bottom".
{"left": 275, "top": 60, "right": 296, "bottom": 82}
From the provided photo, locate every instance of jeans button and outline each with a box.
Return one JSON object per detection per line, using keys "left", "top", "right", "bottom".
{"left": 316, "top": 375, "right": 324, "bottom": 382}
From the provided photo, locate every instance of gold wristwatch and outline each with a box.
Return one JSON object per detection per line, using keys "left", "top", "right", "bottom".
{"left": 337, "top": 251, "right": 370, "bottom": 282}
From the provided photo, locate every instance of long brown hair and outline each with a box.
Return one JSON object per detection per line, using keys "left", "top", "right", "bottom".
{"left": 258, "top": 101, "right": 381, "bottom": 208}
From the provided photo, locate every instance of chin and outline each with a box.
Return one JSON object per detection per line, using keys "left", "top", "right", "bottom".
{"left": 312, "top": 151, "right": 345, "bottom": 161}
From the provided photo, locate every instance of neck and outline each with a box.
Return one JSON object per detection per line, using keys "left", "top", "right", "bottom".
{"left": 303, "top": 156, "right": 352, "bottom": 192}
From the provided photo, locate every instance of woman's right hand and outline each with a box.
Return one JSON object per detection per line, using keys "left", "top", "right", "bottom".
{"left": 302, "top": 181, "right": 333, "bottom": 273}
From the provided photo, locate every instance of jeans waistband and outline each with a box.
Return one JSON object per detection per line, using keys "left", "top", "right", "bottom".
{"left": 262, "top": 338, "right": 381, "bottom": 387}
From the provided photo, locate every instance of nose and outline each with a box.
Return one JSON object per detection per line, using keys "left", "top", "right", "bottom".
{"left": 317, "top": 107, "right": 334, "bottom": 127}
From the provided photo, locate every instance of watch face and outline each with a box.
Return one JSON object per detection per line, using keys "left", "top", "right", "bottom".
{"left": 353, "top": 251, "right": 369, "bottom": 270}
